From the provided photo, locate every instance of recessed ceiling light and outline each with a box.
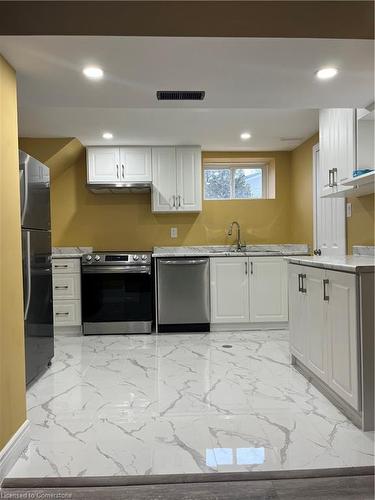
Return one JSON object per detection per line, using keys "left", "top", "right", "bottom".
{"left": 316, "top": 67, "right": 338, "bottom": 80}
{"left": 240, "top": 132, "right": 251, "bottom": 140}
{"left": 102, "top": 132, "right": 113, "bottom": 140}
{"left": 83, "top": 66, "right": 103, "bottom": 80}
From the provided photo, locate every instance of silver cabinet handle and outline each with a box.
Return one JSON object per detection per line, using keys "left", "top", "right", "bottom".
{"left": 178, "top": 195, "right": 182, "bottom": 208}
{"left": 332, "top": 168, "right": 338, "bottom": 187}
{"left": 172, "top": 195, "right": 176, "bottom": 208}
{"left": 56, "top": 312, "right": 69, "bottom": 316}
{"left": 301, "top": 274, "right": 307, "bottom": 293}
{"left": 298, "top": 273, "right": 302, "bottom": 292}
{"left": 328, "top": 169, "right": 333, "bottom": 187}
{"left": 122, "top": 164, "right": 125, "bottom": 179}
{"left": 250, "top": 261, "right": 253, "bottom": 274}
{"left": 54, "top": 264, "right": 68, "bottom": 269}
{"left": 116, "top": 164, "right": 119, "bottom": 179}
{"left": 245, "top": 262, "right": 248, "bottom": 275}
{"left": 55, "top": 285, "right": 69, "bottom": 289}
{"left": 323, "top": 279, "right": 329, "bottom": 301}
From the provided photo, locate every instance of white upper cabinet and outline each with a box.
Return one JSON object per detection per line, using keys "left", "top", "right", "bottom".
{"left": 151, "top": 147, "right": 177, "bottom": 212}
{"left": 119, "top": 147, "right": 151, "bottom": 182}
{"left": 152, "top": 146, "right": 202, "bottom": 213}
{"left": 87, "top": 146, "right": 151, "bottom": 184}
{"left": 249, "top": 257, "right": 288, "bottom": 322}
{"left": 176, "top": 147, "right": 202, "bottom": 212}
{"left": 210, "top": 257, "right": 250, "bottom": 323}
{"left": 319, "top": 109, "right": 355, "bottom": 197}
{"left": 87, "top": 147, "right": 120, "bottom": 183}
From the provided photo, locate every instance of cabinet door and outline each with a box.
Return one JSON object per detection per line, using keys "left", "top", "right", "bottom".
{"left": 176, "top": 147, "right": 202, "bottom": 212}
{"left": 319, "top": 109, "right": 334, "bottom": 196}
{"left": 210, "top": 258, "right": 249, "bottom": 323}
{"left": 249, "top": 257, "right": 288, "bottom": 322}
{"left": 288, "top": 264, "right": 307, "bottom": 362}
{"left": 151, "top": 147, "right": 177, "bottom": 212}
{"left": 87, "top": 147, "right": 120, "bottom": 183}
{"left": 305, "top": 267, "right": 328, "bottom": 382}
{"left": 327, "top": 270, "right": 359, "bottom": 410}
{"left": 319, "top": 109, "right": 355, "bottom": 196}
{"left": 335, "top": 109, "right": 355, "bottom": 184}
{"left": 120, "top": 147, "right": 151, "bottom": 182}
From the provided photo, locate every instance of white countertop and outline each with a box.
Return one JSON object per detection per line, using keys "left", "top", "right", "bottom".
{"left": 286, "top": 255, "right": 375, "bottom": 273}
{"left": 52, "top": 247, "right": 93, "bottom": 259}
{"left": 153, "top": 244, "right": 309, "bottom": 258}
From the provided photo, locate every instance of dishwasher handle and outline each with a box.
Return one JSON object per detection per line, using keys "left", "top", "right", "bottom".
{"left": 160, "top": 259, "right": 208, "bottom": 266}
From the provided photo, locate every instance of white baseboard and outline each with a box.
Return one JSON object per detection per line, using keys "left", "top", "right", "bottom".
{"left": 210, "top": 322, "right": 289, "bottom": 332}
{"left": 0, "top": 420, "right": 30, "bottom": 483}
{"left": 54, "top": 325, "right": 82, "bottom": 336}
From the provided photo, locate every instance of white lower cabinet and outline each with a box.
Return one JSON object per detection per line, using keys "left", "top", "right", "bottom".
{"left": 305, "top": 267, "right": 328, "bottom": 382}
{"left": 249, "top": 257, "right": 288, "bottom": 322}
{"left": 210, "top": 257, "right": 249, "bottom": 323}
{"left": 53, "top": 301, "right": 81, "bottom": 327}
{"left": 327, "top": 271, "right": 358, "bottom": 409}
{"left": 288, "top": 263, "right": 359, "bottom": 410}
{"left": 52, "top": 257, "right": 82, "bottom": 333}
{"left": 210, "top": 257, "right": 288, "bottom": 325}
{"left": 288, "top": 265, "right": 308, "bottom": 362}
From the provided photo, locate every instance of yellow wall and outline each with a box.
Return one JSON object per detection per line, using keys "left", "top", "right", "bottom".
{"left": 19, "top": 135, "right": 374, "bottom": 254}
{"left": 290, "top": 133, "right": 375, "bottom": 252}
{"left": 0, "top": 56, "right": 26, "bottom": 450}
{"left": 19, "top": 140, "right": 294, "bottom": 250}
{"left": 290, "top": 134, "right": 319, "bottom": 249}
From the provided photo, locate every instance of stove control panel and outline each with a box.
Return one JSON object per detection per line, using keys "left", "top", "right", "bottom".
{"left": 82, "top": 252, "right": 152, "bottom": 266}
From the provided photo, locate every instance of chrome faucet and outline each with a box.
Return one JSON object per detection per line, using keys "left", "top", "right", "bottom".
{"left": 227, "top": 221, "right": 244, "bottom": 251}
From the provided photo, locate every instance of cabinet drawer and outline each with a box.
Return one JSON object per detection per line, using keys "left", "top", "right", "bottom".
{"left": 53, "top": 258, "right": 81, "bottom": 274}
{"left": 53, "top": 300, "right": 81, "bottom": 326}
{"left": 53, "top": 273, "right": 81, "bottom": 300}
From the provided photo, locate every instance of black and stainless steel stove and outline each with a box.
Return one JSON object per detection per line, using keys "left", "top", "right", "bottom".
{"left": 81, "top": 251, "right": 153, "bottom": 335}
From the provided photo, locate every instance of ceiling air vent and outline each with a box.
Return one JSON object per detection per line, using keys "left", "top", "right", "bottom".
{"left": 157, "top": 90, "right": 205, "bottom": 101}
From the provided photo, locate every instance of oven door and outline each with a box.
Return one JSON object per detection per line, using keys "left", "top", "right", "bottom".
{"left": 82, "top": 266, "right": 152, "bottom": 334}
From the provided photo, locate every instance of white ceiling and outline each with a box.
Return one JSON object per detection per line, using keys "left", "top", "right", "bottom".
{"left": 0, "top": 36, "right": 373, "bottom": 150}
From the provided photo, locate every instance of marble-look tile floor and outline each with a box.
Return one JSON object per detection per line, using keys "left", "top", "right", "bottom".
{"left": 8, "top": 331, "right": 374, "bottom": 478}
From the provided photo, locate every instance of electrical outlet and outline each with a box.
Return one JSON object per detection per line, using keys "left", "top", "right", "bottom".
{"left": 346, "top": 203, "right": 352, "bottom": 218}
{"left": 170, "top": 227, "right": 178, "bottom": 239}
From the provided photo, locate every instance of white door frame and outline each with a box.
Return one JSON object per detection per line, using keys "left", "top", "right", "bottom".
{"left": 312, "top": 143, "right": 320, "bottom": 252}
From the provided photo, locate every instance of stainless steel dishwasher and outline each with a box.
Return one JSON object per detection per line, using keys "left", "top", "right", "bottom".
{"left": 157, "top": 258, "right": 210, "bottom": 332}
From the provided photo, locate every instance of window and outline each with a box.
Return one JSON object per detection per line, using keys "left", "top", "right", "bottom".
{"left": 204, "top": 164, "right": 267, "bottom": 200}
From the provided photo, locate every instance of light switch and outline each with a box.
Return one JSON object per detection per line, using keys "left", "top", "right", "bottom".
{"left": 346, "top": 203, "right": 352, "bottom": 218}
{"left": 170, "top": 227, "right": 178, "bottom": 238}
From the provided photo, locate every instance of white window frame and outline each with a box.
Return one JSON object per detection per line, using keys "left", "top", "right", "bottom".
{"left": 203, "top": 163, "right": 269, "bottom": 201}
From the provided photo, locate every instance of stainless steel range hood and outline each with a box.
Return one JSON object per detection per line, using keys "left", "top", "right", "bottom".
{"left": 87, "top": 182, "right": 152, "bottom": 194}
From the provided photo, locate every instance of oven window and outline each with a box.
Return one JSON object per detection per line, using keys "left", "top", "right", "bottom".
{"left": 82, "top": 272, "right": 152, "bottom": 323}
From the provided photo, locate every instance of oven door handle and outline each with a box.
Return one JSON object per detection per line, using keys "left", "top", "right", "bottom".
{"left": 82, "top": 266, "right": 151, "bottom": 274}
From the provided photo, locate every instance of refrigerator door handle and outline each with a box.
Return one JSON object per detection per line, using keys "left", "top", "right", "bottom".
{"left": 20, "top": 162, "right": 29, "bottom": 226}
{"left": 24, "top": 231, "right": 32, "bottom": 320}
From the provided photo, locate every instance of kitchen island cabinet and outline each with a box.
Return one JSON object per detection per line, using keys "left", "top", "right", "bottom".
{"left": 287, "top": 256, "right": 374, "bottom": 430}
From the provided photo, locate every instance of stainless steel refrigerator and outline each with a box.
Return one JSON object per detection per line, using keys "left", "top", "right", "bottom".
{"left": 20, "top": 150, "right": 54, "bottom": 385}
